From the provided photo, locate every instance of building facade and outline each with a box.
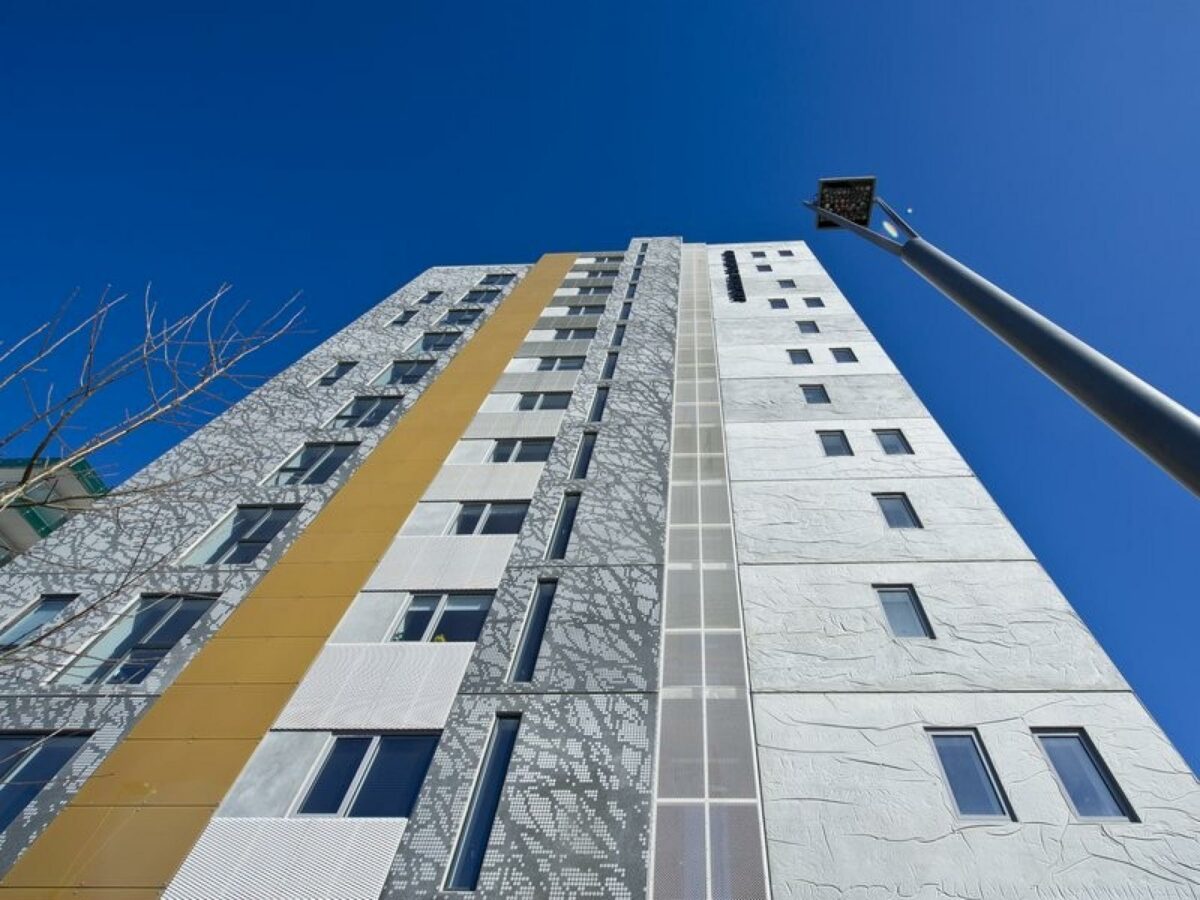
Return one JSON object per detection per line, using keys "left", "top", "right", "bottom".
{"left": 0, "top": 239, "right": 1196, "bottom": 899}
{"left": 0, "top": 458, "right": 106, "bottom": 566}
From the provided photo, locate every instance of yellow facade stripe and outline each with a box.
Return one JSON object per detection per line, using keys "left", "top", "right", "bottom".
{"left": 1, "top": 254, "right": 577, "bottom": 896}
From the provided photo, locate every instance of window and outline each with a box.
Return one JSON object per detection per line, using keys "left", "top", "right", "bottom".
{"left": 601, "top": 352, "right": 619, "bottom": 380}
{"left": 517, "top": 391, "right": 571, "bottom": 411}
{"left": 418, "top": 291, "right": 442, "bottom": 304}
{"left": 801, "top": 384, "right": 830, "bottom": 404}
{"left": 0, "top": 595, "right": 75, "bottom": 651}
{"left": 445, "top": 715, "right": 520, "bottom": 891}
{"left": 750, "top": 251, "right": 766, "bottom": 258}
{"left": 611, "top": 324, "right": 626, "bottom": 347}
{"left": 392, "top": 592, "right": 494, "bottom": 642}
{"left": 480, "top": 273, "right": 515, "bottom": 286}
{"left": 1035, "top": 730, "right": 1136, "bottom": 820}
{"left": 818, "top": 431, "right": 852, "bottom": 457}
{"left": 788, "top": 349, "right": 813, "bottom": 365}
{"left": 536, "top": 356, "right": 585, "bottom": 371}
{"left": 491, "top": 438, "right": 553, "bottom": 463}
{"left": 0, "top": 732, "right": 90, "bottom": 832}
{"left": 618, "top": 302, "right": 632, "bottom": 321}
{"left": 755, "top": 264, "right": 772, "bottom": 272}
{"left": 330, "top": 395, "right": 400, "bottom": 429}
{"left": 375, "top": 360, "right": 434, "bottom": 385}
{"left": 571, "top": 432, "right": 597, "bottom": 479}
{"left": 580, "top": 269, "right": 613, "bottom": 279}
{"left": 875, "top": 429, "right": 913, "bottom": 455}
{"left": 625, "top": 282, "right": 637, "bottom": 299}
{"left": 552, "top": 328, "right": 596, "bottom": 341}
{"left": 875, "top": 493, "right": 921, "bottom": 529}
{"left": 778, "top": 279, "right": 797, "bottom": 289}
{"left": 768, "top": 298, "right": 789, "bottom": 310}
{"left": 391, "top": 310, "right": 417, "bottom": 326}
{"left": 547, "top": 493, "right": 581, "bottom": 560}
{"left": 185, "top": 505, "right": 299, "bottom": 564}
{"left": 566, "top": 304, "right": 605, "bottom": 316}
{"left": 779, "top": 249, "right": 795, "bottom": 257}
{"left": 297, "top": 733, "right": 439, "bottom": 818}
{"left": 463, "top": 289, "right": 500, "bottom": 304}
{"left": 59, "top": 593, "right": 215, "bottom": 685}
{"left": 452, "top": 502, "right": 529, "bottom": 536}
{"left": 272, "top": 442, "right": 357, "bottom": 486}
{"left": 588, "top": 387, "right": 609, "bottom": 423}
{"left": 577, "top": 285, "right": 612, "bottom": 296}
{"left": 831, "top": 347, "right": 858, "bottom": 363}
{"left": 316, "top": 361, "right": 356, "bottom": 386}
{"left": 796, "top": 320, "right": 819, "bottom": 334}
{"left": 804, "top": 296, "right": 825, "bottom": 308}
{"left": 511, "top": 581, "right": 556, "bottom": 682}
{"left": 439, "top": 308, "right": 481, "bottom": 327}
{"left": 875, "top": 585, "right": 934, "bottom": 638}
{"left": 410, "top": 331, "right": 460, "bottom": 352}
{"left": 929, "top": 730, "right": 1013, "bottom": 819}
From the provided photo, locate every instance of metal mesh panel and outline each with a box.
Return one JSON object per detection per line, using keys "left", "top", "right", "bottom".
{"left": 710, "top": 804, "right": 768, "bottom": 900}
{"left": 653, "top": 804, "right": 707, "bottom": 900}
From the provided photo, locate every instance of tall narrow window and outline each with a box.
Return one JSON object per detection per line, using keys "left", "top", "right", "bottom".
{"left": 185, "top": 505, "right": 299, "bottom": 564}
{"left": 601, "top": 352, "right": 619, "bottom": 380}
{"left": 271, "top": 442, "right": 358, "bottom": 486}
{"left": 796, "top": 320, "right": 819, "bottom": 334}
{"left": 1035, "top": 730, "right": 1136, "bottom": 820}
{"left": 418, "top": 291, "right": 442, "bottom": 304}
{"left": 929, "top": 730, "right": 1013, "bottom": 819}
{"left": 788, "top": 349, "right": 813, "bottom": 365}
{"left": 547, "top": 493, "right": 581, "bottom": 560}
{"left": 817, "top": 431, "right": 852, "bottom": 457}
{"left": 297, "top": 733, "right": 439, "bottom": 818}
{"left": 0, "top": 732, "right": 91, "bottom": 832}
{"left": 801, "top": 384, "right": 830, "bottom": 404}
{"left": 330, "top": 395, "right": 400, "bottom": 429}
{"left": 875, "top": 585, "right": 934, "bottom": 638}
{"left": 392, "top": 310, "right": 417, "bottom": 326}
{"left": 571, "top": 432, "right": 598, "bottom": 479}
{"left": 445, "top": 715, "right": 521, "bottom": 891}
{"left": 588, "top": 387, "right": 609, "bottom": 423}
{"left": 59, "top": 593, "right": 216, "bottom": 685}
{"left": 875, "top": 493, "right": 922, "bottom": 529}
{"left": 0, "top": 595, "right": 75, "bottom": 651}
{"left": 625, "top": 282, "right": 637, "bottom": 299}
{"left": 375, "top": 360, "right": 433, "bottom": 386}
{"left": 831, "top": 347, "right": 858, "bottom": 363}
{"left": 875, "top": 429, "right": 913, "bottom": 455}
{"left": 619, "top": 302, "right": 633, "bottom": 320}
{"left": 611, "top": 324, "right": 626, "bottom": 347}
{"left": 316, "top": 361, "right": 356, "bottom": 386}
{"left": 510, "top": 581, "right": 557, "bottom": 682}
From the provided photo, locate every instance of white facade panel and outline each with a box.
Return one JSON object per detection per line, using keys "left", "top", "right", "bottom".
{"left": 423, "top": 462, "right": 543, "bottom": 501}
{"left": 465, "top": 410, "right": 565, "bottom": 439}
{"left": 365, "top": 534, "right": 516, "bottom": 590}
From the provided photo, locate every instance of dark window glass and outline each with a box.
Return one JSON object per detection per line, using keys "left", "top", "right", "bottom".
{"left": 429, "top": 594, "right": 493, "bottom": 642}
{"left": 511, "top": 581, "right": 557, "bottom": 683}
{"left": 818, "top": 431, "right": 852, "bottom": 457}
{"left": 756, "top": 264, "right": 772, "bottom": 272}
{"left": 463, "top": 289, "right": 501, "bottom": 304}
{"left": 796, "top": 320, "right": 819, "bottom": 334}
{"left": 552, "top": 328, "right": 595, "bottom": 341}
{"left": 480, "top": 503, "right": 528, "bottom": 535}
{"left": 317, "top": 361, "right": 356, "bottom": 386}
{"left": 379, "top": 360, "right": 433, "bottom": 385}
{"left": 536, "top": 356, "right": 584, "bottom": 371}
{"left": 547, "top": 493, "right": 581, "bottom": 560}
{"left": 611, "top": 325, "right": 626, "bottom": 347}
{"left": 588, "top": 387, "right": 609, "bottom": 423}
{"left": 347, "top": 734, "right": 440, "bottom": 817}
{"left": 768, "top": 298, "right": 788, "bottom": 310}
{"left": 571, "top": 432, "right": 597, "bottom": 479}
{"left": 481, "top": 273, "right": 515, "bottom": 286}
{"left": 392, "top": 310, "right": 416, "bottom": 326}
{"left": 876, "top": 493, "right": 922, "bottom": 529}
{"left": 751, "top": 251, "right": 766, "bottom": 258}
{"left": 0, "top": 733, "right": 89, "bottom": 832}
{"left": 0, "top": 596, "right": 74, "bottom": 651}
{"left": 831, "top": 347, "right": 858, "bottom": 363}
{"left": 440, "top": 308, "right": 481, "bottom": 326}
{"left": 454, "top": 503, "right": 486, "bottom": 535}
{"left": 930, "top": 732, "right": 1010, "bottom": 818}
{"left": 446, "top": 715, "right": 521, "bottom": 890}
{"left": 788, "top": 349, "right": 813, "bottom": 365}
{"left": 876, "top": 585, "right": 934, "bottom": 638}
{"left": 778, "top": 279, "right": 797, "bottom": 288}
{"left": 601, "top": 352, "right": 619, "bottom": 380}
{"left": 801, "top": 385, "right": 830, "bottom": 404}
{"left": 418, "top": 291, "right": 442, "bottom": 304}
{"left": 273, "top": 443, "right": 357, "bottom": 486}
{"left": 513, "top": 439, "right": 553, "bottom": 463}
{"left": 804, "top": 296, "right": 825, "bottom": 308}
{"left": 332, "top": 396, "right": 400, "bottom": 429}
{"left": 625, "top": 282, "right": 637, "bottom": 298}
{"left": 779, "top": 249, "right": 795, "bottom": 257}
{"left": 619, "top": 302, "right": 632, "bottom": 321}
{"left": 1037, "top": 731, "right": 1135, "bottom": 820}
{"left": 875, "top": 429, "right": 913, "bottom": 455}
{"left": 537, "top": 392, "right": 571, "bottom": 411}
{"left": 419, "top": 332, "right": 460, "bottom": 352}
{"left": 565, "top": 305, "right": 605, "bottom": 316}
{"left": 490, "top": 439, "right": 517, "bottom": 463}
{"left": 298, "top": 736, "right": 372, "bottom": 814}
{"left": 397, "top": 595, "right": 439, "bottom": 641}
{"left": 189, "top": 506, "right": 299, "bottom": 565}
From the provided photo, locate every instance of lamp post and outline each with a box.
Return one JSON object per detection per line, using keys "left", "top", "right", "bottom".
{"left": 805, "top": 176, "right": 1200, "bottom": 498}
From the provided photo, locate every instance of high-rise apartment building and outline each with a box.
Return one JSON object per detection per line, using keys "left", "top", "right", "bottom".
{"left": 0, "top": 239, "right": 1196, "bottom": 899}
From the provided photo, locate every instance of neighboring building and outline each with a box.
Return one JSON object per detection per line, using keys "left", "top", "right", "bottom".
{"left": 0, "top": 240, "right": 1196, "bottom": 899}
{"left": 0, "top": 458, "right": 105, "bottom": 565}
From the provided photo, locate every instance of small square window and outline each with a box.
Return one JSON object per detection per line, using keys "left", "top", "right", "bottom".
{"left": 875, "top": 429, "right": 913, "bottom": 455}
{"left": 788, "top": 349, "right": 813, "bottom": 365}
{"left": 817, "top": 430, "right": 852, "bottom": 457}
{"left": 796, "top": 320, "right": 819, "bottom": 334}
{"left": 801, "top": 384, "right": 830, "bottom": 404}
{"left": 756, "top": 264, "right": 772, "bottom": 272}
{"left": 779, "top": 249, "right": 795, "bottom": 257}
{"left": 750, "top": 251, "right": 766, "bottom": 258}
{"left": 391, "top": 310, "right": 417, "bottom": 326}
{"left": 929, "top": 730, "right": 1013, "bottom": 819}
{"left": 875, "top": 585, "right": 934, "bottom": 638}
{"left": 831, "top": 347, "right": 858, "bottom": 363}
{"left": 804, "top": 297, "right": 825, "bottom": 308}
{"left": 768, "top": 298, "right": 789, "bottom": 310}
{"left": 875, "top": 493, "right": 921, "bottom": 528}
{"left": 778, "top": 279, "right": 797, "bottom": 289}
{"left": 316, "top": 361, "right": 357, "bottom": 386}
{"left": 418, "top": 291, "right": 442, "bottom": 305}
{"left": 1035, "top": 730, "right": 1137, "bottom": 821}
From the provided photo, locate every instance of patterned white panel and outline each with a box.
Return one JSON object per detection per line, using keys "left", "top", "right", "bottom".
{"left": 493, "top": 370, "right": 580, "bottom": 393}
{"left": 275, "top": 643, "right": 473, "bottom": 730}
{"left": 166, "top": 817, "right": 406, "bottom": 899}
{"left": 423, "top": 463, "right": 543, "bottom": 502}
{"left": 365, "top": 534, "right": 516, "bottom": 590}
{"left": 464, "top": 410, "right": 565, "bottom": 439}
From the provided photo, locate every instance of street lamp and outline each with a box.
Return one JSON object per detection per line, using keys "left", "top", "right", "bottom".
{"left": 805, "top": 176, "right": 1200, "bottom": 498}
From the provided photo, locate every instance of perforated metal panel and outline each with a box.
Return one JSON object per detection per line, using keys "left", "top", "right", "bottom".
{"left": 166, "top": 817, "right": 407, "bottom": 899}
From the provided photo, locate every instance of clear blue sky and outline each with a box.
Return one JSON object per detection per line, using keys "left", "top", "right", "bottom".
{"left": 3, "top": 3, "right": 1199, "bottom": 770}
